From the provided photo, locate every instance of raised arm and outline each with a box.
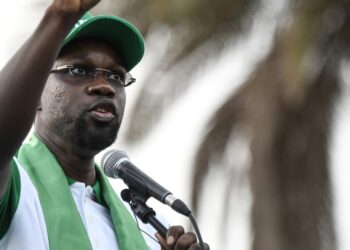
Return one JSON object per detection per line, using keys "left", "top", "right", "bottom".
{"left": 0, "top": 0, "right": 100, "bottom": 196}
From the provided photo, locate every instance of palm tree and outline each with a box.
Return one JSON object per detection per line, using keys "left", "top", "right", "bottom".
{"left": 97, "top": 0, "right": 350, "bottom": 249}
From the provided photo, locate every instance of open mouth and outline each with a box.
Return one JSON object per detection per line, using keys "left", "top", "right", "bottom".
{"left": 89, "top": 101, "right": 117, "bottom": 122}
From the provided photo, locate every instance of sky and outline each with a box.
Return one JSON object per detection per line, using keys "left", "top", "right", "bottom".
{"left": 1, "top": 1, "right": 350, "bottom": 249}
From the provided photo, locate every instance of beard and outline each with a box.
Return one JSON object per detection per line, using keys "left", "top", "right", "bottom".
{"left": 59, "top": 109, "right": 120, "bottom": 152}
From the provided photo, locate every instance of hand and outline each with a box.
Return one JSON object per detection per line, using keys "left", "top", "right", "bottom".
{"left": 50, "top": 0, "right": 101, "bottom": 16}
{"left": 155, "top": 226, "right": 210, "bottom": 250}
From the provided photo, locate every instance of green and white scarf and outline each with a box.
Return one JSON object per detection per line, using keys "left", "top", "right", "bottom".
{"left": 17, "top": 134, "right": 148, "bottom": 250}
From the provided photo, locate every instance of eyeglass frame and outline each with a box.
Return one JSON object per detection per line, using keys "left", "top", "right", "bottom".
{"left": 50, "top": 64, "right": 136, "bottom": 87}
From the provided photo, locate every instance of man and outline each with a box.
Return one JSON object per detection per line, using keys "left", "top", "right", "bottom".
{"left": 0, "top": 0, "right": 209, "bottom": 249}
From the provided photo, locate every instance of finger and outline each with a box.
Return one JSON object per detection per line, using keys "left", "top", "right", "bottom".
{"left": 51, "top": 0, "right": 100, "bottom": 14}
{"left": 155, "top": 232, "right": 168, "bottom": 250}
{"left": 81, "top": 0, "right": 101, "bottom": 12}
{"left": 174, "top": 232, "right": 197, "bottom": 250}
{"left": 188, "top": 243, "right": 210, "bottom": 250}
{"left": 166, "top": 226, "right": 185, "bottom": 247}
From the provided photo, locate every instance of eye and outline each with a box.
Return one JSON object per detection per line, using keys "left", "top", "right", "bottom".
{"left": 107, "top": 72, "right": 125, "bottom": 84}
{"left": 70, "top": 65, "right": 90, "bottom": 76}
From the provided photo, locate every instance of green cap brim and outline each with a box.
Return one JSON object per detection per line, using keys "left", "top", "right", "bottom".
{"left": 64, "top": 13, "right": 144, "bottom": 72}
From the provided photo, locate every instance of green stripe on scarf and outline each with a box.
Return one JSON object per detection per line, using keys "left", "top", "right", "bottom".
{"left": 17, "top": 134, "right": 148, "bottom": 250}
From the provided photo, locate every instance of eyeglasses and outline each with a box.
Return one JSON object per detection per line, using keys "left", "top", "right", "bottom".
{"left": 50, "top": 64, "right": 136, "bottom": 87}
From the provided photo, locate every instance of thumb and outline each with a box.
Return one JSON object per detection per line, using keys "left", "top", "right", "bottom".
{"left": 155, "top": 232, "right": 168, "bottom": 250}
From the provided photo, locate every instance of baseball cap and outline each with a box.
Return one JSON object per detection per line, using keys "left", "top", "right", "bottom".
{"left": 63, "top": 12, "right": 145, "bottom": 72}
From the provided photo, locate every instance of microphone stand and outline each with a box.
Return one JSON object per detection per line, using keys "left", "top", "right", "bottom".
{"left": 121, "top": 188, "right": 168, "bottom": 238}
{"left": 121, "top": 188, "right": 206, "bottom": 250}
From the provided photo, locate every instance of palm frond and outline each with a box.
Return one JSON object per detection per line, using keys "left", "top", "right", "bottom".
{"left": 104, "top": 0, "right": 260, "bottom": 143}
{"left": 191, "top": 0, "right": 349, "bottom": 248}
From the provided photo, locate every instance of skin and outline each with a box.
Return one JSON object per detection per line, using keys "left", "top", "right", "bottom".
{"left": 35, "top": 38, "right": 126, "bottom": 185}
{"left": 0, "top": 0, "right": 209, "bottom": 249}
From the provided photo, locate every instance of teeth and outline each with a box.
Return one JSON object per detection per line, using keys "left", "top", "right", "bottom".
{"left": 95, "top": 107, "right": 110, "bottom": 113}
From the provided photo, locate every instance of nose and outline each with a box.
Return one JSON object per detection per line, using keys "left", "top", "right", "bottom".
{"left": 87, "top": 78, "right": 116, "bottom": 97}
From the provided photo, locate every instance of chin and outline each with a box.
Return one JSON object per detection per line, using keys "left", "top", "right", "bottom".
{"left": 62, "top": 111, "right": 121, "bottom": 152}
{"left": 70, "top": 125, "right": 119, "bottom": 152}
{"left": 82, "top": 133, "right": 117, "bottom": 152}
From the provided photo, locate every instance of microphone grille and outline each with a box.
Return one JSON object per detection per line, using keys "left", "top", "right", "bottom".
{"left": 101, "top": 149, "right": 129, "bottom": 178}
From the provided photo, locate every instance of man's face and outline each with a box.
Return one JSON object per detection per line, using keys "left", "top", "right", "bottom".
{"left": 38, "top": 38, "right": 127, "bottom": 152}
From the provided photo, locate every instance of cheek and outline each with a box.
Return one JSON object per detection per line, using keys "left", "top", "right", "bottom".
{"left": 53, "top": 86, "right": 66, "bottom": 105}
{"left": 117, "top": 90, "right": 127, "bottom": 118}
{"left": 41, "top": 82, "right": 73, "bottom": 117}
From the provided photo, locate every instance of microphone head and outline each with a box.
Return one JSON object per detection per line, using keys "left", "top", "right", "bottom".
{"left": 101, "top": 149, "right": 129, "bottom": 178}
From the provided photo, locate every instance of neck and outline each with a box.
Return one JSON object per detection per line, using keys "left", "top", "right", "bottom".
{"left": 35, "top": 129, "right": 97, "bottom": 185}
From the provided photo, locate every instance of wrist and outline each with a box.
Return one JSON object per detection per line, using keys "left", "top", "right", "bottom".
{"left": 44, "top": 5, "right": 83, "bottom": 32}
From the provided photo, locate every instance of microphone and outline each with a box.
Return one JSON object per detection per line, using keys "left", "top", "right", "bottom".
{"left": 101, "top": 150, "right": 191, "bottom": 216}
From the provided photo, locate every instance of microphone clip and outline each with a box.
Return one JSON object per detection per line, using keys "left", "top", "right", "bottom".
{"left": 121, "top": 188, "right": 168, "bottom": 238}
